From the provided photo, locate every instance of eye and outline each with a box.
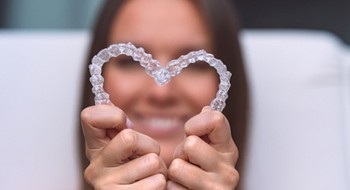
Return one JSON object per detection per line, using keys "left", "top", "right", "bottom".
{"left": 185, "top": 61, "right": 214, "bottom": 72}
{"left": 109, "top": 55, "right": 140, "bottom": 69}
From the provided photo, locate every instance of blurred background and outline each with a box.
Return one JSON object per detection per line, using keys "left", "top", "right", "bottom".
{"left": 1, "top": 1, "right": 349, "bottom": 189}
{"left": 0, "top": 0, "right": 349, "bottom": 44}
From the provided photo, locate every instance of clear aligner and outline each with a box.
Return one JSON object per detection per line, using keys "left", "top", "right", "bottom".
{"left": 89, "top": 42, "right": 231, "bottom": 112}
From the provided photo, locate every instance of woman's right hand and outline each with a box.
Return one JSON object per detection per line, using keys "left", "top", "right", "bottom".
{"left": 81, "top": 104, "right": 167, "bottom": 190}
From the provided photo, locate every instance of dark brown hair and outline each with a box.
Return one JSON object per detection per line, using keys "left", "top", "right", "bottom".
{"left": 79, "top": 0, "right": 249, "bottom": 189}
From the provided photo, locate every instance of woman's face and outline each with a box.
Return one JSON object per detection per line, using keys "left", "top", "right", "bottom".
{"left": 104, "top": 0, "right": 218, "bottom": 165}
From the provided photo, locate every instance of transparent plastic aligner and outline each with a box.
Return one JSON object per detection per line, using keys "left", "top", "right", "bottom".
{"left": 89, "top": 43, "right": 231, "bottom": 112}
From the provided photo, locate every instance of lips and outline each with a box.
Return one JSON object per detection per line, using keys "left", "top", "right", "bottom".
{"left": 131, "top": 113, "right": 188, "bottom": 138}
{"left": 142, "top": 117, "right": 183, "bottom": 129}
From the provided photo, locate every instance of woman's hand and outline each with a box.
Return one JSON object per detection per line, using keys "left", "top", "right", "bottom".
{"left": 81, "top": 105, "right": 167, "bottom": 190}
{"left": 167, "top": 107, "right": 239, "bottom": 190}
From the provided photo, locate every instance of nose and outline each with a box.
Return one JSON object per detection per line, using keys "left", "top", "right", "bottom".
{"left": 145, "top": 55, "right": 179, "bottom": 107}
{"left": 146, "top": 78, "right": 178, "bottom": 107}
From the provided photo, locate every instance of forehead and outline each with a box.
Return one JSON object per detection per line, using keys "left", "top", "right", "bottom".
{"left": 108, "top": 0, "right": 212, "bottom": 50}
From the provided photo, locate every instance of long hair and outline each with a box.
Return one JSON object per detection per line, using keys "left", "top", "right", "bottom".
{"left": 79, "top": 0, "right": 249, "bottom": 189}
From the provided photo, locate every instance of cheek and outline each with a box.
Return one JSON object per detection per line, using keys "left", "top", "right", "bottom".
{"left": 103, "top": 67, "right": 147, "bottom": 108}
{"left": 175, "top": 73, "right": 218, "bottom": 108}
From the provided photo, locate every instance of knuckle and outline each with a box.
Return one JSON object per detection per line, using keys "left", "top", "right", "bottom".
{"left": 119, "top": 129, "right": 137, "bottom": 148}
{"left": 145, "top": 153, "right": 162, "bottom": 170}
{"left": 152, "top": 174, "right": 167, "bottom": 189}
{"left": 80, "top": 107, "right": 93, "bottom": 124}
{"left": 84, "top": 163, "right": 96, "bottom": 184}
{"left": 227, "top": 144, "right": 239, "bottom": 165}
{"left": 206, "top": 167, "right": 240, "bottom": 190}
{"left": 208, "top": 111, "right": 227, "bottom": 126}
{"left": 224, "top": 167, "right": 240, "bottom": 186}
{"left": 226, "top": 146, "right": 239, "bottom": 164}
{"left": 183, "top": 135, "right": 200, "bottom": 153}
{"left": 168, "top": 158, "right": 184, "bottom": 177}
{"left": 111, "top": 111, "right": 126, "bottom": 127}
{"left": 84, "top": 163, "right": 115, "bottom": 190}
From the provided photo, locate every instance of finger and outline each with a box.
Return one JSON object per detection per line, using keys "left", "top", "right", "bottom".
{"left": 81, "top": 104, "right": 130, "bottom": 151}
{"left": 116, "top": 153, "right": 167, "bottom": 184}
{"left": 100, "top": 129, "right": 161, "bottom": 166}
{"left": 173, "top": 135, "right": 225, "bottom": 171}
{"left": 168, "top": 158, "right": 210, "bottom": 190}
{"left": 184, "top": 107, "right": 236, "bottom": 153}
{"left": 167, "top": 180, "right": 188, "bottom": 190}
{"left": 129, "top": 173, "right": 166, "bottom": 190}
{"left": 85, "top": 168, "right": 166, "bottom": 190}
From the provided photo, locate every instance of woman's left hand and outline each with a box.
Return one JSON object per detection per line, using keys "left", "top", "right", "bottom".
{"left": 167, "top": 107, "right": 240, "bottom": 190}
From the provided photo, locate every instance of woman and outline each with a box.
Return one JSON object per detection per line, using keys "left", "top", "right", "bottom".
{"left": 80, "top": 0, "right": 249, "bottom": 189}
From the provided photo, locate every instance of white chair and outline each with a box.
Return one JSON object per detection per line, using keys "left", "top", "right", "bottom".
{"left": 0, "top": 29, "right": 349, "bottom": 190}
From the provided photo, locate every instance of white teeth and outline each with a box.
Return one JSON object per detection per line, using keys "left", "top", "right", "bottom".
{"left": 143, "top": 118, "right": 182, "bottom": 129}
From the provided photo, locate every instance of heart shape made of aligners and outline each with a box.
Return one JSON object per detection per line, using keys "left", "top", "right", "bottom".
{"left": 89, "top": 42, "right": 231, "bottom": 112}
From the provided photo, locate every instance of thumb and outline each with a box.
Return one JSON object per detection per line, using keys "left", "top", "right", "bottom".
{"left": 184, "top": 106, "right": 234, "bottom": 152}
{"left": 81, "top": 104, "right": 132, "bottom": 158}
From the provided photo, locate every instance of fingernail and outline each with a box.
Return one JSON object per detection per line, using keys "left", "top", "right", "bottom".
{"left": 201, "top": 106, "right": 212, "bottom": 113}
{"left": 126, "top": 117, "right": 134, "bottom": 129}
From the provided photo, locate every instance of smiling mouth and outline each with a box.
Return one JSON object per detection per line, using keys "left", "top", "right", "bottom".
{"left": 134, "top": 114, "right": 188, "bottom": 131}
{"left": 141, "top": 117, "right": 184, "bottom": 129}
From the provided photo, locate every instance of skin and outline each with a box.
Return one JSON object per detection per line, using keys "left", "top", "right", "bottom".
{"left": 81, "top": 0, "right": 239, "bottom": 189}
